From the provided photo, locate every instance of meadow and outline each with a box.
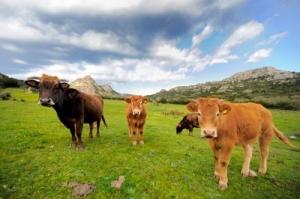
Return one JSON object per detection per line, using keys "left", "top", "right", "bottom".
{"left": 0, "top": 88, "right": 300, "bottom": 198}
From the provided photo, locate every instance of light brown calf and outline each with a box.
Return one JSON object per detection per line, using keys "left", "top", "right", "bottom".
{"left": 187, "top": 98, "right": 296, "bottom": 190}
{"left": 125, "top": 95, "right": 149, "bottom": 146}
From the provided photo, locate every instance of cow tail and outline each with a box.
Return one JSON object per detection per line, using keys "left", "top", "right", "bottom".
{"left": 102, "top": 115, "right": 108, "bottom": 128}
{"left": 273, "top": 125, "right": 296, "bottom": 148}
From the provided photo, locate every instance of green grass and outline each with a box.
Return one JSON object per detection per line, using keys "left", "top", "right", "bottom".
{"left": 1, "top": 88, "right": 300, "bottom": 198}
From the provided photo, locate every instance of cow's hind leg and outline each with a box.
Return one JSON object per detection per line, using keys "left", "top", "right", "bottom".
{"left": 127, "top": 120, "right": 132, "bottom": 137}
{"left": 96, "top": 119, "right": 100, "bottom": 137}
{"left": 258, "top": 128, "right": 274, "bottom": 174}
{"left": 241, "top": 144, "right": 257, "bottom": 178}
{"left": 70, "top": 125, "right": 77, "bottom": 146}
{"left": 88, "top": 123, "right": 93, "bottom": 138}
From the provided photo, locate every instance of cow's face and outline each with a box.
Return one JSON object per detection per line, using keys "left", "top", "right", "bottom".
{"left": 125, "top": 95, "right": 149, "bottom": 116}
{"left": 25, "top": 74, "right": 69, "bottom": 107}
{"left": 187, "top": 98, "right": 230, "bottom": 138}
{"left": 176, "top": 124, "right": 183, "bottom": 134}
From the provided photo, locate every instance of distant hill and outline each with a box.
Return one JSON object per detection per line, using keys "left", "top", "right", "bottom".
{"left": 146, "top": 66, "right": 300, "bottom": 110}
{"left": 70, "top": 75, "right": 129, "bottom": 99}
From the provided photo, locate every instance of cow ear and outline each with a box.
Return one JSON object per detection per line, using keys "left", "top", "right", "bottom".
{"left": 25, "top": 80, "right": 39, "bottom": 88}
{"left": 220, "top": 104, "right": 231, "bottom": 115}
{"left": 143, "top": 97, "right": 149, "bottom": 104}
{"left": 60, "top": 83, "right": 69, "bottom": 89}
{"left": 124, "top": 97, "right": 131, "bottom": 103}
{"left": 186, "top": 103, "right": 197, "bottom": 112}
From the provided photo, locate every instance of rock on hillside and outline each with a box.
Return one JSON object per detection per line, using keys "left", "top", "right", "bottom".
{"left": 70, "top": 75, "right": 127, "bottom": 98}
{"left": 223, "top": 66, "right": 295, "bottom": 82}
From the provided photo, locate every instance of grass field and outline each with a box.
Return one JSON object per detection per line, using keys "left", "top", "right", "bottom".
{"left": 1, "top": 88, "right": 300, "bottom": 198}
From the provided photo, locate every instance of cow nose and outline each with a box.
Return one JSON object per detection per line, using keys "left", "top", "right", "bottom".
{"left": 39, "top": 98, "right": 55, "bottom": 106}
{"left": 133, "top": 110, "right": 141, "bottom": 115}
{"left": 203, "top": 130, "right": 215, "bottom": 137}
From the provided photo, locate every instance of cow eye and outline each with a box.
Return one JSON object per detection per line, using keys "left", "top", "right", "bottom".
{"left": 216, "top": 112, "right": 220, "bottom": 117}
{"left": 140, "top": 102, "right": 143, "bottom": 105}
{"left": 198, "top": 112, "right": 201, "bottom": 117}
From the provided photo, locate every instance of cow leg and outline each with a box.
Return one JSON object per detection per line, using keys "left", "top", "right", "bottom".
{"left": 241, "top": 144, "right": 257, "bottom": 177}
{"left": 88, "top": 123, "right": 93, "bottom": 138}
{"left": 258, "top": 130, "right": 273, "bottom": 174}
{"left": 75, "top": 119, "right": 84, "bottom": 150}
{"left": 132, "top": 125, "right": 137, "bottom": 146}
{"left": 209, "top": 139, "right": 221, "bottom": 180}
{"left": 218, "top": 144, "right": 234, "bottom": 190}
{"left": 96, "top": 119, "right": 100, "bottom": 137}
{"left": 139, "top": 123, "right": 145, "bottom": 145}
{"left": 127, "top": 120, "right": 132, "bottom": 137}
{"left": 70, "top": 125, "right": 77, "bottom": 146}
{"left": 189, "top": 125, "right": 194, "bottom": 136}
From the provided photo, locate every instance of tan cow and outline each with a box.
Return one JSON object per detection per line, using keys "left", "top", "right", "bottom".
{"left": 125, "top": 95, "right": 149, "bottom": 146}
{"left": 186, "top": 98, "right": 296, "bottom": 190}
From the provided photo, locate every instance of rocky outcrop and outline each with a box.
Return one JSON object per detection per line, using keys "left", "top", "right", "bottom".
{"left": 70, "top": 75, "right": 127, "bottom": 98}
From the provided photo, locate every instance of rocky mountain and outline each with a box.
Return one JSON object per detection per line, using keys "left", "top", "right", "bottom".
{"left": 146, "top": 66, "right": 300, "bottom": 109}
{"left": 70, "top": 75, "right": 127, "bottom": 98}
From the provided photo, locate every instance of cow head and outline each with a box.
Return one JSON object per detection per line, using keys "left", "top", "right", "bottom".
{"left": 186, "top": 98, "right": 230, "bottom": 138}
{"left": 25, "top": 74, "right": 69, "bottom": 107}
{"left": 176, "top": 124, "right": 183, "bottom": 134}
{"left": 125, "top": 95, "right": 149, "bottom": 116}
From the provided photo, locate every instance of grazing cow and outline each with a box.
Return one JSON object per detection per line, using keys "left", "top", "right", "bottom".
{"left": 25, "top": 74, "right": 106, "bottom": 150}
{"left": 125, "top": 95, "right": 149, "bottom": 146}
{"left": 176, "top": 113, "right": 199, "bottom": 136}
{"left": 186, "top": 98, "right": 296, "bottom": 190}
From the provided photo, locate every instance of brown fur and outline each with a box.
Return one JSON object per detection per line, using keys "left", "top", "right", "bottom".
{"left": 125, "top": 95, "right": 149, "bottom": 146}
{"left": 187, "top": 98, "right": 296, "bottom": 190}
{"left": 176, "top": 113, "right": 199, "bottom": 136}
{"left": 25, "top": 74, "right": 106, "bottom": 150}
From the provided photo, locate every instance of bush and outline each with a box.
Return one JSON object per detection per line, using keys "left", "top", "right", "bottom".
{"left": 0, "top": 92, "right": 11, "bottom": 100}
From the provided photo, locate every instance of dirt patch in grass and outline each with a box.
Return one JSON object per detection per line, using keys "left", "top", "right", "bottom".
{"left": 67, "top": 181, "right": 96, "bottom": 197}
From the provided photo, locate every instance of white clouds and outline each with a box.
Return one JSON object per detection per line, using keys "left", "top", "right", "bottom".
{"left": 191, "top": 25, "right": 213, "bottom": 49}
{"left": 245, "top": 48, "right": 273, "bottom": 63}
{"left": 255, "top": 31, "right": 289, "bottom": 46}
{"left": 2, "top": 44, "right": 23, "bottom": 52}
{"left": 217, "top": 21, "right": 264, "bottom": 57}
{"left": 12, "top": 59, "right": 29, "bottom": 65}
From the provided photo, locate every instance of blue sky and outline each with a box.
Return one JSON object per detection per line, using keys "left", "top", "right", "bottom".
{"left": 0, "top": 0, "right": 299, "bottom": 95}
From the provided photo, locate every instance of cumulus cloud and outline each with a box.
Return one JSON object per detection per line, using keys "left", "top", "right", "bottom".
{"left": 245, "top": 48, "right": 273, "bottom": 63}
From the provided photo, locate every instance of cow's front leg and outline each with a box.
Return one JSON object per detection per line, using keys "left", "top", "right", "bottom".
{"left": 75, "top": 119, "right": 84, "bottom": 150}
{"left": 209, "top": 139, "right": 221, "bottom": 179}
{"left": 218, "top": 144, "right": 234, "bottom": 190}
{"left": 69, "top": 125, "right": 77, "bottom": 146}
{"left": 189, "top": 125, "right": 194, "bottom": 136}
{"left": 127, "top": 120, "right": 132, "bottom": 137}
{"left": 132, "top": 125, "right": 137, "bottom": 146}
{"left": 139, "top": 123, "right": 145, "bottom": 145}
{"left": 241, "top": 144, "right": 257, "bottom": 178}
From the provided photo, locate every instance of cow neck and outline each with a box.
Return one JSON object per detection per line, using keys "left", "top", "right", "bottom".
{"left": 52, "top": 89, "right": 66, "bottom": 113}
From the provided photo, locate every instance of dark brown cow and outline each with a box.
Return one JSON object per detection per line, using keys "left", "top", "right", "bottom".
{"left": 176, "top": 113, "right": 199, "bottom": 136}
{"left": 25, "top": 74, "right": 106, "bottom": 150}
{"left": 125, "top": 95, "right": 149, "bottom": 146}
{"left": 186, "top": 98, "right": 296, "bottom": 190}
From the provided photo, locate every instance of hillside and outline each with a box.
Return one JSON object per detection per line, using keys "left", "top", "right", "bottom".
{"left": 70, "top": 75, "right": 128, "bottom": 98}
{"left": 146, "top": 67, "right": 300, "bottom": 109}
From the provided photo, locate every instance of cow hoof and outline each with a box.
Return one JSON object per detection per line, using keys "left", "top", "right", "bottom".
{"left": 213, "top": 172, "right": 220, "bottom": 179}
{"left": 132, "top": 142, "right": 137, "bottom": 146}
{"left": 70, "top": 142, "right": 76, "bottom": 146}
{"left": 76, "top": 146, "right": 84, "bottom": 150}
{"left": 249, "top": 170, "right": 257, "bottom": 177}
{"left": 258, "top": 168, "right": 266, "bottom": 175}
{"left": 218, "top": 184, "right": 228, "bottom": 190}
{"left": 88, "top": 136, "right": 93, "bottom": 139}
{"left": 241, "top": 172, "right": 248, "bottom": 178}
{"left": 218, "top": 181, "right": 228, "bottom": 190}
{"left": 96, "top": 134, "right": 100, "bottom": 138}
{"left": 140, "top": 141, "right": 144, "bottom": 145}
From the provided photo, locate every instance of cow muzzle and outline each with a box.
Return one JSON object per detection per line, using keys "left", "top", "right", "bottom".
{"left": 132, "top": 110, "right": 141, "bottom": 116}
{"left": 201, "top": 129, "right": 218, "bottom": 138}
{"left": 38, "top": 98, "right": 55, "bottom": 107}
